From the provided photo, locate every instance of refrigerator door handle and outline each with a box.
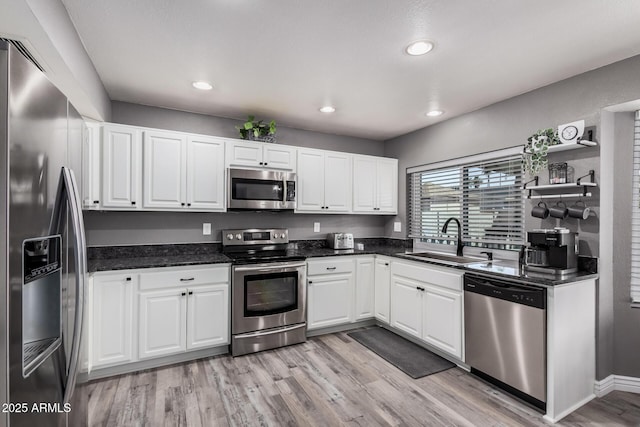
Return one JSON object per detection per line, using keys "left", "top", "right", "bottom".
{"left": 50, "top": 167, "right": 87, "bottom": 405}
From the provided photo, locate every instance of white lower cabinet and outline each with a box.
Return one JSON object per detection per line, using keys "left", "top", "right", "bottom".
{"left": 88, "top": 264, "right": 230, "bottom": 372}
{"left": 354, "top": 257, "right": 375, "bottom": 321}
{"left": 138, "top": 265, "right": 230, "bottom": 360}
{"left": 374, "top": 256, "right": 391, "bottom": 324}
{"left": 390, "top": 260, "right": 464, "bottom": 359}
{"left": 307, "top": 256, "right": 377, "bottom": 331}
{"left": 90, "top": 272, "right": 136, "bottom": 369}
{"left": 138, "top": 288, "right": 187, "bottom": 359}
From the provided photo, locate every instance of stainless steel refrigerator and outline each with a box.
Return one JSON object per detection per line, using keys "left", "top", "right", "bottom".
{"left": 0, "top": 41, "right": 88, "bottom": 426}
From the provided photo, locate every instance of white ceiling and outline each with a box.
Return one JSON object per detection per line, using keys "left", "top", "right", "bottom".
{"left": 60, "top": 0, "right": 640, "bottom": 140}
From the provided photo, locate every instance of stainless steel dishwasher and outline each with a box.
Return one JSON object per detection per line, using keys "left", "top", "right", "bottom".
{"left": 464, "top": 274, "right": 547, "bottom": 411}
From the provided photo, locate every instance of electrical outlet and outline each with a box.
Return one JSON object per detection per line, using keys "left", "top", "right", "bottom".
{"left": 314, "top": 222, "right": 320, "bottom": 233}
{"left": 202, "top": 223, "right": 211, "bottom": 235}
{"left": 394, "top": 222, "right": 402, "bottom": 232}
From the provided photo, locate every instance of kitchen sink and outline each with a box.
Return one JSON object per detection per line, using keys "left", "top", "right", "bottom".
{"left": 401, "top": 251, "right": 487, "bottom": 265}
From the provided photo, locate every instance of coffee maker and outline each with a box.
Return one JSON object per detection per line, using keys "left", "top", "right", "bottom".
{"left": 523, "top": 228, "right": 578, "bottom": 275}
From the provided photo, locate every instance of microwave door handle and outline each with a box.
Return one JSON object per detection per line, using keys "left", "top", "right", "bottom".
{"left": 283, "top": 180, "right": 287, "bottom": 204}
{"left": 52, "top": 168, "right": 87, "bottom": 405}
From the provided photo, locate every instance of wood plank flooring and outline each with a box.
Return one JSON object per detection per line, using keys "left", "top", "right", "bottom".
{"left": 87, "top": 330, "right": 640, "bottom": 426}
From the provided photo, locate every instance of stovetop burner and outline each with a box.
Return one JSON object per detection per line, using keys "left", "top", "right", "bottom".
{"left": 222, "top": 228, "right": 305, "bottom": 265}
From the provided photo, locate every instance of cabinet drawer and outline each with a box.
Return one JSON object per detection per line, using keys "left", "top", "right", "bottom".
{"left": 307, "top": 257, "right": 354, "bottom": 276}
{"left": 391, "top": 260, "right": 463, "bottom": 292}
{"left": 139, "top": 266, "right": 229, "bottom": 291}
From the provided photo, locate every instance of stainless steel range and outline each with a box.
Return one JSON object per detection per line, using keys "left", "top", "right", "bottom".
{"left": 223, "top": 228, "right": 307, "bottom": 356}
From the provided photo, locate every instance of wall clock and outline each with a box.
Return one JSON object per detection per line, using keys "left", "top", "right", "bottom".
{"left": 558, "top": 120, "right": 585, "bottom": 144}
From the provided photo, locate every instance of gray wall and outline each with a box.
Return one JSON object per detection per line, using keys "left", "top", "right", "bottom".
{"left": 85, "top": 101, "right": 388, "bottom": 247}
{"left": 384, "top": 54, "right": 640, "bottom": 379}
{"left": 85, "top": 211, "right": 387, "bottom": 246}
{"left": 112, "top": 101, "right": 384, "bottom": 156}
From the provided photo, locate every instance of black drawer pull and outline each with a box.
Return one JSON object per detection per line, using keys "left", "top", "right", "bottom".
{"left": 180, "top": 277, "right": 195, "bottom": 282}
{"left": 188, "top": 291, "right": 193, "bottom": 295}
{"left": 131, "top": 201, "right": 136, "bottom": 205}
{"left": 125, "top": 277, "right": 131, "bottom": 281}
{"left": 93, "top": 200, "right": 99, "bottom": 204}
{"left": 326, "top": 267, "right": 336, "bottom": 271}
{"left": 181, "top": 292, "right": 186, "bottom": 296}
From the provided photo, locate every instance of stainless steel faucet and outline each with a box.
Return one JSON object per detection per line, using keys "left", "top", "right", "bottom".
{"left": 442, "top": 217, "right": 464, "bottom": 256}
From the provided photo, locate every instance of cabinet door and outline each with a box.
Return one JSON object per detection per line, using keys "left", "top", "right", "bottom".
{"left": 81, "top": 122, "right": 102, "bottom": 210}
{"left": 355, "top": 257, "right": 375, "bottom": 321}
{"left": 376, "top": 158, "right": 398, "bottom": 213}
{"left": 352, "top": 156, "right": 377, "bottom": 213}
{"left": 186, "top": 284, "right": 229, "bottom": 350}
{"left": 390, "top": 276, "right": 422, "bottom": 338}
{"left": 143, "top": 130, "right": 186, "bottom": 209}
{"left": 263, "top": 145, "right": 295, "bottom": 171}
{"left": 91, "top": 273, "right": 135, "bottom": 368}
{"left": 102, "top": 124, "right": 141, "bottom": 209}
{"left": 138, "top": 289, "right": 187, "bottom": 359}
{"left": 324, "top": 152, "right": 352, "bottom": 212}
{"left": 422, "top": 285, "right": 462, "bottom": 359}
{"left": 374, "top": 258, "right": 391, "bottom": 324}
{"left": 186, "top": 136, "right": 225, "bottom": 211}
{"left": 296, "top": 149, "right": 325, "bottom": 211}
{"left": 225, "top": 140, "right": 262, "bottom": 167}
{"left": 307, "top": 273, "right": 353, "bottom": 330}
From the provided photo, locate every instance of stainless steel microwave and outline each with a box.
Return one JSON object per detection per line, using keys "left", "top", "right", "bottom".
{"left": 228, "top": 168, "right": 296, "bottom": 210}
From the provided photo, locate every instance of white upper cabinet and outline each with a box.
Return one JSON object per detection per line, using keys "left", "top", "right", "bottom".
{"left": 143, "top": 130, "right": 225, "bottom": 212}
{"left": 296, "top": 148, "right": 352, "bottom": 213}
{"left": 143, "top": 130, "right": 186, "bottom": 209}
{"left": 82, "top": 122, "right": 102, "bottom": 210}
{"left": 353, "top": 155, "right": 398, "bottom": 214}
{"left": 101, "top": 124, "right": 142, "bottom": 209}
{"left": 226, "top": 139, "right": 296, "bottom": 171}
{"left": 186, "top": 135, "right": 225, "bottom": 210}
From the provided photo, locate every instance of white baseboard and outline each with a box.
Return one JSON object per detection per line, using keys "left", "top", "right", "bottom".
{"left": 595, "top": 375, "right": 640, "bottom": 397}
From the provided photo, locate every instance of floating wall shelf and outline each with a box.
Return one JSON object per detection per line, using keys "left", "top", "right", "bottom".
{"left": 522, "top": 170, "right": 597, "bottom": 199}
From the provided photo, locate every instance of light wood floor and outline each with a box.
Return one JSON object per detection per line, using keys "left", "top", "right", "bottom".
{"left": 87, "top": 330, "right": 640, "bottom": 426}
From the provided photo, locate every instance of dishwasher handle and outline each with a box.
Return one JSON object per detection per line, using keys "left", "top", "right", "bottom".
{"left": 464, "top": 274, "right": 546, "bottom": 309}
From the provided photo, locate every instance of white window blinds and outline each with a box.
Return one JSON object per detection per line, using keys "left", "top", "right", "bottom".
{"left": 408, "top": 152, "right": 524, "bottom": 249}
{"left": 630, "top": 111, "right": 640, "bottom": 303}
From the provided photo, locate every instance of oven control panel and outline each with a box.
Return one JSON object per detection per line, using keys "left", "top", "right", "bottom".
{"left": 222, "top": 228, "right": 289, "bottom": 246}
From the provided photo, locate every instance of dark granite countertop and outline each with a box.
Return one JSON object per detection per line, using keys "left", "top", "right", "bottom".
{"left": 87, "top": 239, "right": 597, "bottom": 286}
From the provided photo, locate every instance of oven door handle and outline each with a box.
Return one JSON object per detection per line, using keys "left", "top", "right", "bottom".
{"left": 234, "top": 323, "right": 306, "bottom": 339}
{"left": 234, "top": 262, "right": 306, "bottom": 272}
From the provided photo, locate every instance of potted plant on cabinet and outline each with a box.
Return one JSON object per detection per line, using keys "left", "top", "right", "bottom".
{"left": 236, "top": 115, "right": 277, "bottom": 143}
{"left": 523, "top": 128, "right": 560, "bottom": 175}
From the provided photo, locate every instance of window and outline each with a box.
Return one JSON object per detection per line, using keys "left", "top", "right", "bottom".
{"left": 630, "top": 111, "right": 640, "bottom": 303}
{"left": 408, "top": 149, "right": 524, "bottom": 250}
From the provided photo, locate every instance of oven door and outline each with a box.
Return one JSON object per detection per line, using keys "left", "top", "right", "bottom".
{"left": 228, "top": 168, "right": 296, "bottom": 210}
{"left": 232, "top": 261, "right": 306, "bottom": 334}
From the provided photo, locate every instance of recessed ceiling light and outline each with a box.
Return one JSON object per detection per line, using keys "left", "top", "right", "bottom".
{"left": 406, "top": 40, "right": 434, "bottom": 56}
{"left": 319, "top": 106, "right": 336, "bottom": 113}
{"left": 192, "top": 81, "right": 213, "bottom": 90}
{"left": 426, "top": 110, "right": 444, "bottom": 117}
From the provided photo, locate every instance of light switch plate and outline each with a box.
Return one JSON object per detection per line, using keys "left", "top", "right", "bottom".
{"left": 314, "top": 222, "right": 320, "bottom": 233}
{"left": 203, "top": 223, "right": 212, "bottom": 235}
{"left": 394, "top": 222, "right": 402, "bottom": 232}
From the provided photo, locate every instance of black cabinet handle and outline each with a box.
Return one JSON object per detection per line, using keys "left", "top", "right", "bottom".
{"left": 384, "top": 263, "right": 389, "bottom": 266}
{"left": 181, "top": 292, "right": 186, "bottom": 296}
{"left": 264, "top": 162, "right": 268, "bottom": 166}
{"left": 131, "top": 201, "right": 136, "bottom": 205}
{"left": 188, "top": 291, "right": 193, "bottom": 295}
{"left": 125, "top": 277, "right": 131, "bottom": 281}
{"left": 416, "top": 286, "right": 425, "bottom": 291}
{"left": 259, "top": 162, "right": 264, "bottom": 165}
{"left": 93, "top": 200, "right": 99, "bottom": 204}
{"left": 308, "top": 280, "right": 313, "bottom": 284}
{"left": 181, "top": 202, "right": 185, "bottom": 206}
{"left": 326, "top": 267, "right": 336, "bottom": 271}
{"left": 187, "top": 203, "right": 191, "bottom": 207}
{"left": 180, "top": 277, "right": 195, "bottom": 282}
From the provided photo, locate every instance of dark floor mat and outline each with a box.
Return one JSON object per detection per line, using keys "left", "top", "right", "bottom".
{"left": 347, "top": 327, "right": 455, "bottom": 379}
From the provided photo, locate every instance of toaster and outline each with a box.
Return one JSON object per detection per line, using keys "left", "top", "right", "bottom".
{"left": 326, "top": 233, "right": 354, "bottom": 250}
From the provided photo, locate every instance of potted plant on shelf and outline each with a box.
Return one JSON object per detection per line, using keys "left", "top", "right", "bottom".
{"left": 523, "top": 128, "right": 560, "bottom": 175}
{"left": 236, "top": 115, "right": 277, "bottom": 143}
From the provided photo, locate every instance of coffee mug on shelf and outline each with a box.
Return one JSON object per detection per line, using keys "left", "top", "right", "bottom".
{"left": 568, "top": 200, "right": 591, "bottom": 219}
{"left": 549, "top": 201, "right": 568, "bottom": 219}
{"left": 531, "top": 201, "right": 549, "bottom": 219}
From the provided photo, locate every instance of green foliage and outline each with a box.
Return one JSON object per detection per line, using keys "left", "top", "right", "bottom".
{"left": 236, "top": 115, "right": 277, "bottom": 140}
{"left": 523, "top": 128, "right": 560, "bottom": 175}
